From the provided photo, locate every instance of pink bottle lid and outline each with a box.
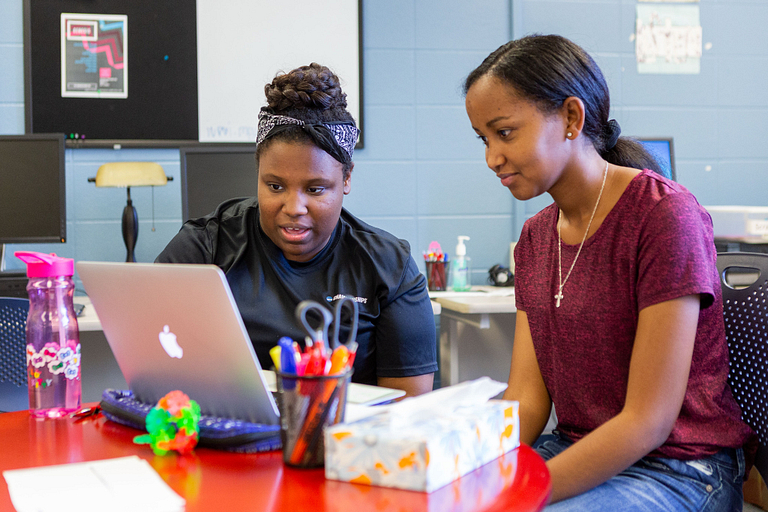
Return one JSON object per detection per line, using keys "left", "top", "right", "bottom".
{"left": 14, "top": 251, "right": 75, "bottom": 278}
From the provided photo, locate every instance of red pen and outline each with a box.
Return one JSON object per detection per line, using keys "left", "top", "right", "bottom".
{"left": 297, "top": 352, "right": 311, "bottom": 376}
{"left": 304, "top": 341, "right": 328, "bottom": 376}
{"left": 292, "top": 342, "right": 302, "bottom": 364}
{"left": 346, "top": 341, "right": 358, "bottom": 369}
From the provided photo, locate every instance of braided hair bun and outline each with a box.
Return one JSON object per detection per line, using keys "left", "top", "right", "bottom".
{"left": 265, "top": 63, "right": 348, "bottom": 114}
{"left": 257, "top": 62, "right": 356, "bottom": 177}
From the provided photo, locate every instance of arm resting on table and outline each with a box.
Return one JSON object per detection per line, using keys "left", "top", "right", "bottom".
{"left": 379, "top": 374, "right": 434, "bottom": 398}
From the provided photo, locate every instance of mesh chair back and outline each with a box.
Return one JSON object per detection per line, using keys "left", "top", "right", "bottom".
{"left": 0, "top": 297, "right": 28, "bottom": 386}
{"left": 0, "top": 297, "right": 29, "bottom": 412}
{"left": 716, "top": 252, "right": 768, "bottom": 480}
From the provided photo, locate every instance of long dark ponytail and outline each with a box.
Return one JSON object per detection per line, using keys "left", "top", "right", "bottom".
{"left": 464, "top": 35, "right": 661, "bottom": 174}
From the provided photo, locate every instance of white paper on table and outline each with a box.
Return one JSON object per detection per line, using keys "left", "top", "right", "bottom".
{"left": 344, "top": 403, "right": 384, "bottom": 423}
{"left": 3, "top": 456, "right": 185, "bottom": 512}
{"left": 264, "top": 370, "right": 405, "bottom": 406}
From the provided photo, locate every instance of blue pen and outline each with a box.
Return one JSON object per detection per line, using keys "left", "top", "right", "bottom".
{"left": 279, "top": 337, "right": 297, "bottom": 374}
{"left": 278, "top": 336, "right": 298, "bottom": 391}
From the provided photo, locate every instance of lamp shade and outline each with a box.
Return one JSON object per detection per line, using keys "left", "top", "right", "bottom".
{"left": 95, "top": 162, "right": 167, "bottom": 188}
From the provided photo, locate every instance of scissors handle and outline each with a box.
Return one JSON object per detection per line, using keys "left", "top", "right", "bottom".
{"left": 295, "top": 300, "right": 333, "bottom": 344}
{"left": 332, "top": 296, "right": 359, "bottom": 349}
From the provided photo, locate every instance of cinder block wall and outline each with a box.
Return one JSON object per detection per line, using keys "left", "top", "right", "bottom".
{"left": 2, "top": 0, "right": 765, "bottom": 289}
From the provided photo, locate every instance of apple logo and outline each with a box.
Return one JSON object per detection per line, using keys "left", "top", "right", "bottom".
{"left": 158, "top": 325, "right": 183, "bottom": 359}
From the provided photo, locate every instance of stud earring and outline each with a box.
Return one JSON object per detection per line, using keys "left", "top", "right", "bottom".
{"left": 567, "top": 132, "right": 573, "bottom": 138}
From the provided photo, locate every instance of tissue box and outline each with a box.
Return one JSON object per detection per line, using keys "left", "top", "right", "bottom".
{"left": 324, "top": 400, "right": 519, "bottom": 493}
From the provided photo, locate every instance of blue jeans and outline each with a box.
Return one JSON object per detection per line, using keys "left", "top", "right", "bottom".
{"left": 536, "top": 432, "right": 745, "bottom": 511}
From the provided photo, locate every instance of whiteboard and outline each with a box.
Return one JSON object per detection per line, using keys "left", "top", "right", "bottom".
{"left": 196, "top": 0, "right": 361, "bottom": 144}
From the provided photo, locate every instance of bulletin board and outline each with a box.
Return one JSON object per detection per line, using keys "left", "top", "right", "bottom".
{"left": 23, "top": 0, "right": 363, "bottom": 148}
{"left": 196, "top": 0, "right": 362, "bottom": 146}
{"left": 24, "top": 0, "right": 199, "bottom": 145}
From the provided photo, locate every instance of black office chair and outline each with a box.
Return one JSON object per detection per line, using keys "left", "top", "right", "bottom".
{"left": 0, "top": 297, "right": 29, "bottom": 412}
{"left": 717, "top": 252, "right": 768, "bottom": 483}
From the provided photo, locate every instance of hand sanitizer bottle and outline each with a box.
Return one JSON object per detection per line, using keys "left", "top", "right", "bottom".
{"left": 451, "top": 236, "right": 472, "bottom": 291}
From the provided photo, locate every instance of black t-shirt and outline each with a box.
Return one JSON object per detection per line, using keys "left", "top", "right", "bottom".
{"left": 156, "top": 197, "right": 437, "bottom": 385}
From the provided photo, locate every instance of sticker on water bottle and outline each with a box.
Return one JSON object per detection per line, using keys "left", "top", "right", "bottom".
{"left": 26, "top": 343, "right": 82, "bottom": 387}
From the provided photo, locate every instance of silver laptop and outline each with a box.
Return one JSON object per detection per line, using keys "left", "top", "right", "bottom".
{"left": 77, "top": 261, "right": 280, "bottom": 425}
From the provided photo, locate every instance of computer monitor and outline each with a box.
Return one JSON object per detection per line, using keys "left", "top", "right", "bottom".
{"left": 637, "top": 137, "right": 676, "bottom": 182}
{"left": 179, "top": 144, "right": 259, "bottom": 222}
{"left": 0, "top": 134, "right": 66, "bottom": 244}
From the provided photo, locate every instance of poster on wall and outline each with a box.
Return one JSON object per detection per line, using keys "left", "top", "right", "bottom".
{"left": 635, "top": 4, "right": 702, "bottom": 74}
{"left": 60, "top": 13, "right": 128, "bottom": 98}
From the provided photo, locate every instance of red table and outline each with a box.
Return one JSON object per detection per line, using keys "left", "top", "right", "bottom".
{"left": 0, "top": 406, "right": 550, "bottom": 511}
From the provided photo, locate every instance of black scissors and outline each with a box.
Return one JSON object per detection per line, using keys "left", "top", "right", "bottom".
{"left": 295, "top": 296, "right": 359, "bottom": 350}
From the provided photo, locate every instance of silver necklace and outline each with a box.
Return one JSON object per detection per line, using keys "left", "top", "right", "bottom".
{"left": 555, "top": 161, "right": 609, "bottom": 308}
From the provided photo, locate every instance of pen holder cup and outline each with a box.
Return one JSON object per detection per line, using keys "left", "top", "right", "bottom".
{"left": 425, "top": 261, "right": 449, "bottom": 291}
{"left": 277, "top": 369, "right": 353, "bottom": 468}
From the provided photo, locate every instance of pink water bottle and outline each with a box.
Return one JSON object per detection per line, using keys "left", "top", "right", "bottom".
{"left": 14, "top": 251, "right": 82, "bottom": 418}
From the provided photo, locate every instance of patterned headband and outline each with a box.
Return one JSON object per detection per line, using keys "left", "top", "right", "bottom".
{"left": 256, "top": 110, "right": 360, "bottom": 160}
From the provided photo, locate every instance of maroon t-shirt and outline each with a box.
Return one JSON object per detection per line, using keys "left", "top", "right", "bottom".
{"left": 515, "top": 170, "right": 754, "bottom": 459}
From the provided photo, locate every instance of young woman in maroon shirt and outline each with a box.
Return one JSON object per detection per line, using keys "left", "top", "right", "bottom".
{"left": 464, "top": 34, "right": 754, "bottom": 510}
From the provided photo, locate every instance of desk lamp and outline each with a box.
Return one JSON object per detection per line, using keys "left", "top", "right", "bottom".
{"left": 88, "top": 162, "right": 172, "bottom": 262}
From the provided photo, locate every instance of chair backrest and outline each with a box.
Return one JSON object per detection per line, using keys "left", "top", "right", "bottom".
{"left": 0, "top": 297, "right": 29, "bottom": 412}
{"left": 716, "top": 252, "right": 768, "bottom": 480}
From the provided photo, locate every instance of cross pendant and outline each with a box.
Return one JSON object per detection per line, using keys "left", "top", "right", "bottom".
{"left": 555, "top": 291, "right": 563, "bottom": 308}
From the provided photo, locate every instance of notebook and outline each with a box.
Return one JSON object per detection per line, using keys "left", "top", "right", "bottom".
{"left": 76, "top": 261, "right": 280, "bottom": 425}
{"left": 260, "top": 370, "right": 404, "bottom": 407}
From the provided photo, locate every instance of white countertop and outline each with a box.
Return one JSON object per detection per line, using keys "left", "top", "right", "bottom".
{"left": 429, "top": 286, "right": 516, "bottom": 314}
{"left": 73, "top": 296, "right": 102, "bottom": 332}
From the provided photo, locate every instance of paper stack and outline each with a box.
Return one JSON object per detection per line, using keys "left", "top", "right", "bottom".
{"left": 3, "top": 456, "right": 185, "bottom": 512}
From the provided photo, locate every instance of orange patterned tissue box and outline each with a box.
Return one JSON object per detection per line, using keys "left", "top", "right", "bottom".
{"left": 324, "top": 399, "right": 519, "bottom": 493}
